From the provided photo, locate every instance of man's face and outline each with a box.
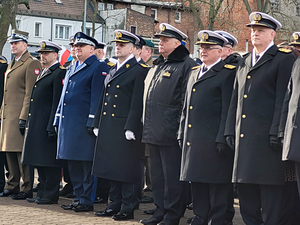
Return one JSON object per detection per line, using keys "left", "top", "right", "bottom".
{"left": 75, "top": 44, "right": 94, "bottom": 62}
{"left": 220, "top": 44, "right": 233, "bottom": 60}
{"left": 10, "top": 41, "right": 27, "bottom": 57}
{"left": 140, "top": 46, "right": 151, "bottom": 61}
{"left": 70, "top": 44, "right": 76, "bottom": 58}
{"left": 115, "top": 42, "right": 133, "bottom": 60}
{"left": 199, "top": 44, "right": 222, "bottom": 66}
{"left": 159, "top": 37, "right": 179, "bottom": 58}
{"left": 251, "top": 26, "right": 275, "bottom": 49}
{"left": 94, "top": 48, "right": 104, "bottom": 60}
{"left": 133, "top": 46, "right": 142, "bottom": 59}
{"left": 39, "top": 51, "right": 57, "bottom": 68}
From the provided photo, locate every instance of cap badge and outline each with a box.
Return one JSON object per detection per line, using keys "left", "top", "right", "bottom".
{"left": 254, "top": 13, "right": 262, "bottom": 23}
{"left": 126, "top": 64, "right": 130, "bottom": 68}
{"left": 40, "top": 42, "right": 46, "bottom": 50}
{"left": 116, "top": 32, "right": 122, "bottom": 39}
{"left": 160, "top": 24, "right": 166, "bottom": 32}
{"left": 294, "top": 33, "right": 299, "bottom": 41}
{"left": 202, "top": 32, "right": 209, "bottom": 42}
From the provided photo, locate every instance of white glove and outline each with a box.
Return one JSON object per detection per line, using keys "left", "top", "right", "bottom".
{"left": 93, "top": 128, "right": 99, "bottom": 137}
{"left": 125, "top": 130, "right": 136, "bottom": 140}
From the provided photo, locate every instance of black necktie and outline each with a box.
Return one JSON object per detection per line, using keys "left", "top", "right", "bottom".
{"left": 202, "top": 66, "right": 207, "bottom": 73}
{"left": 255, "top": 54, "right": 260, "bottom": 62}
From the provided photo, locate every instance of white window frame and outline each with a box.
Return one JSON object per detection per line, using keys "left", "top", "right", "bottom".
{"left": 107, "top": 3, "right": 114, "bottom": 10}
{"left": 86, "top": 28, "right": 92, "bottom": 37}
{"left": 34, "top": 22, "right": 42, "bottom": 37}
{"left": 151, "top": 8, "right": 157, "bottom": 20}
{"left": 55, "top": 24, "right": 71, "bottom": 40}
{"left": 175, "top": 11, "right": 181, "bottom": 23}
{"left": 16, "top": 19, "right": 21, "bottom": 30}
{"left": 98, "top": 2, "right": 105, "bottom": 11}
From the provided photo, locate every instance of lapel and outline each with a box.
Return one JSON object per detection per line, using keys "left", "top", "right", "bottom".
{"left": 6, "top": 51, "right": 30, "bottom": 76}
{"left": 36, "top": 63, "right": 60, "bottom": 82}
{"left": 249, "top": 45, "right": 277, "bottom": 72}
{"left": 104, "top": 57, "right": 137, "bottom": 87}
{"left": 69, "top": 55, "right": 97, "bottom": 78}
{"left": 196, "top": 61, "right": 225, "bottom": 83}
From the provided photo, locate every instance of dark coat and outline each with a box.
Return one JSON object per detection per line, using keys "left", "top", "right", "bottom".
{"left": 142, "top": 45, "right": 198, "bottom": 146}
{"left": 22, "top": 63, "right": 66, "bottom": 167}
{"left": 0, "top": 60, "right": 7, "bottom": 105}
{"left": 225, "top": 45, "right": 295, "bottom": 185}
{"left": 279, "top": 57, "right": 300, "bottom": 162}
{"left": 179, "top": 61, "right": 236, "bottom": 183}
{"left": 54, "top": 55, "right": 108, "bottom": 161}
{"left": 92, "top": 57, "right": 149, "bottom": 182}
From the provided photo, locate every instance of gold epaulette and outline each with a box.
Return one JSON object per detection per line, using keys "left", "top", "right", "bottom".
{"left": 191, "top": 65, "right": 201, "bottom": 70}
{"left": 140, "top": 63, "right": 148, "bottom": 68}
{"left": 107, "top": 62, "right": 115, "bottom": 67}
{"left": 278, "top": 48, "right": 292, "bottom": 53}
{"left": 224, "top": 64, "right": 236, "bottom": 69}
{"left": 0, "top": 60, "right": 6, "bottom": 64}
{"left": 59, "top": 65, "right": 66, "bottom": 69}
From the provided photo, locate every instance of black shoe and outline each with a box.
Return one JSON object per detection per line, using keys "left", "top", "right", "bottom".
{"left": 32, "top": 183, "right": 42, "bottom": 192}
{"left": 60, "top": 201, "right": 79, "bottom": 210}
{"left": 94, "top": 197, "right": 108, "bottom": 204}
{"left": 36, "top": 198, "right": 58, "bottom": 204}
{"left": 11, "top": 192, "right": 33, "bottom": 200}
{"left": 140, "top": 196, "right": 154, "bottom": 203}
{"left": 66, "top": 193, "right": 76, "bottom": 198}
{"left": 26, "top": 197, "right": 40, "bottom": 203}
{"left": 59, "top": 189, "right": 72, "bottom": 197}
{"left": 73, "top": 203, "right": 94, "bottom": 212}
{"left": 143, "top": 208, "right": 156, "bottom": 215}
{"left": 140, "top": 217, "right": 162, "bottom": 225}
{"left": 187, "top": 216, "right": 195, "bottom": 224}
{"left": 112, "top": 211, "right": 134, "bottom": 220}
{"left": 0, "top": 190, "right": 16, "bottom": 197}
{"left": 94, "top": 208, "right": 118, "bottom": 217}
{"left": 186, "top": 203, "right": 193, "bottom": 210}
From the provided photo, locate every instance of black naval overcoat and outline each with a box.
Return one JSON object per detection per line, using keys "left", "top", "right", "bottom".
{"left": 225, "top": 45, "right": 295, "bottom": 185}
{"left": 92, "top": 57, "right": 149, "bottom": 183}
{"left": 179, "top": 61, "right": 236, "bottom": 183}
{"left": 279, "top": 57, "right": 300, "bottom": 163}
{"left": 22, "top": 63, "right": 65, "bottom": 167}
{"left": 142, "top": 45, "right": 197, "bottom": 146}
{"left": 0, "top": 60, "right": 7, "bottom": 104}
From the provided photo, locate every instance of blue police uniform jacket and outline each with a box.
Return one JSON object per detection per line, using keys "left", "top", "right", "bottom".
{"left": 54, "top": 55, "right": 108, "bottom": 161}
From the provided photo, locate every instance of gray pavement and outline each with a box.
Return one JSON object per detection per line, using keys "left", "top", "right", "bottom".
{"left": 0, "top": 195, "right": 244, "bottom": 225}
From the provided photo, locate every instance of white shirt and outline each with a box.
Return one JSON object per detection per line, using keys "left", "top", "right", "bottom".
{"left": 116, "top": 54, "right": 134, "bottom": 71}
{"left": 252, "top": 41, "right": 274, "bottom": 67}
{"left": 198, "top": 58, "right": 222, "bottom": 79}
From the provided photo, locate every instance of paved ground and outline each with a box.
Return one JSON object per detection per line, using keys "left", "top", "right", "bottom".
{"left": 0, "top": 195, "right": 244, "bottom": 225}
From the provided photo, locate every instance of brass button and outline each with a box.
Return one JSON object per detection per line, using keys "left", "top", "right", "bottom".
{"left": 106, "top": 93, "right": 108, "bottom": 96}
{"left": 104, "top": 102, "right": 107, "bottom": 105}
{"left": 69, "top": 80, "right": 71, "bottom": 82}
{"left": 62, "top": 116, "right": 65, "bottom": 118}
{"left": 244, "top": 95, "right": 247, "bottom": 98}
{"left": 116, "top": 85, "right": 120, "bottom": 88}
{"left": 247, "top": 76, "right": 251, "bottom": 79}
{"left": 240, "top": 134, "right": 244, "bottom": 138}
{"left": 64, "top": 103, "right": 66, "bottom": 106}
{"left": 28, "top": 113, "right": 31, "bottom": 116}
{"left": 189, "top": 106, "right": 193, "bottom": 110}
{"left": 115, "top": 95, "right": 118, "bottom": 98}
{"left": 188, "top": 124, "right": 192, "bottom": 128}
{"left": 108, "top": 84, "right": 110, "bottom": 87}
{"left": 192, "top": 88, "right": 196, "bottom": 92}
{"left": 113, "top": 105, "right": 116, "bottom": 108}
{"left": 31, "top": 99, "right": 33, "bottom": 102}
{"left": 66, "top": 91, "right": 68, "bottom": 94}
{"left": 187, "top": 142, "right": 191, "bottom": 146}
{"left": 34, "top": 85, "right": 37, "bottom": 88}
{"left": 112, "top": 114, "right": 115, "bottom": 117}
{"left": 103, "top": 112, "right": 106, "bottom": 115}
{"left": 242, "top": 115, "right": 246, "bottom": 118}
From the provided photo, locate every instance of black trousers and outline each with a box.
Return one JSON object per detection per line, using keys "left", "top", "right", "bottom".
{"left": 107, "top": 180, "right": 138, "bottom": 213}
{"left": 96, "top": 178, "right": 110, "bottom": 201}
{"left": 36, "top": 166, "right": 61, "bottom": 201}
{"left": 0, "top": 152, "right": 7, "bottom": 192}
{"left": 191, "top": 182, "right": 232, "bottom": 225}
{"left": 238, "top": 183, "right": 283, "bottom": 225}
{"left": 149, "top": 144, "right": 188, "bottom": 224}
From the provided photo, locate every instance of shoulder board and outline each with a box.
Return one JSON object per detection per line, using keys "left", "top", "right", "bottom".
{"left": 107, "top": 62, "right": 115, "bottom": 67}
{"left": 32, "top": 57, "right": 39, "bottom": 61}
{"left": 278, "top": 48, "right": 292, "bottom": 53}
{"left": 0, "top": 60, "right": 6, "bottom": 64}
{"left": 140, "top": 63, "right": 148, "bottom": 68}
{"left": 224, "top": 64, "right": 236, "bottom": 69}
{"left": 191, "top": 65, "right": 201, "bottom": 70}
{"left": 59, "top": 65, "right": 66, "bottom": 70}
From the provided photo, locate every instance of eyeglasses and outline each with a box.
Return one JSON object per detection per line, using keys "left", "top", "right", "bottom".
{"left": 198, "top": 47, "right": 221, "bottom": 51}
{"left": 223, "top": 45, "right": 232, "bottom": 49}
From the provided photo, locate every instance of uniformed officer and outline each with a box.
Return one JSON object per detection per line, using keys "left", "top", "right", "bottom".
{"left": 55, "top": 32, "right": 107, "bottom": 212}
{"left": 179, "top": 30, "right": 235, "bottom": 224}
{"left": 133, "top": 35, "right": 146, "bottom": 63}
{"left": 22, "top": 40, "right": 66, "bottom": 204}
{"left": 63, "top": 35, "right": 76, "bottom": 68}
{"left": 0, "top": 29, "right": 42, "bottom": 199}
{"left": 140, "top": 40, "right": 154, "bottom": 66}
{"left": 141, "top": 23, "right": 197, "bottom": 225}
{"left": 225, "top": 12, "right": 296, "bottom": 224}
{"left": 289, "top": 32, "right": 300, "bottom": 53}
{"left": 92, "top": 30, "right": 149, "bottom": 220}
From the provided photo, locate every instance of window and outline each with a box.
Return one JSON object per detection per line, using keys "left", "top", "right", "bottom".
{"left": 151, "top": 9, "right": 157, "bottom": 20}
{"left": 16, "top": 20, "right": 21, "bottom": 30}
{"left": 55, "top": 0, "right": 63, "bottom": 4}
{"left": 35, "top": 22, "right": 42, "bottom": 37}
{"left": 107, "top": 3, "right": 114, "bottom": 10}
{"left": 86, "top": 28, "right": 91, "bottom": 36}
{"left": 270, "top": 0, "right": 280, "bottom": 11}
{"left": 55, "top": 25, "right": 71, "bottom": 40}
{"left": 297, "top": 6, "right": 300, "bottom": 16}
{"left": 175, "top": 11, "right": 181, "bottom": 23}
{"left": 98, "top": 3, "right": 104, "bottom": 11}
{"left": 130, "top": 26, "right": 137, "bottom": 34}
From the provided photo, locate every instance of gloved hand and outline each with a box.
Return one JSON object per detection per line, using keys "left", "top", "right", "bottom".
{"left": 87, "top": 127, "right": 94, "bottom": 135}
{"left": 270, "top": 135, "right": 282, "bottom": 152}
{"left": 48, "top": 131, "right": 56, "bottom": 142}
{"left": 93, "top": 128, "right": 99, "bottom": 137}
{"left": 225, "top": 135, "right": 235, "bottom": 150}
{"left": 178, "top": 139, "right": 183, "bottom": 148}
{"left": 125, "top": 130, "right": 136, "bottom": 140}
{"left": 19, "top": 119, "right": 26, "bottom": 135}
{"left": 217, "top": 142, "right": 230, "bottom": 156}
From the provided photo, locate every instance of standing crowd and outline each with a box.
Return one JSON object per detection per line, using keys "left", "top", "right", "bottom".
{"left": 1, "top": 11, "right": 300, "bottom": 225}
